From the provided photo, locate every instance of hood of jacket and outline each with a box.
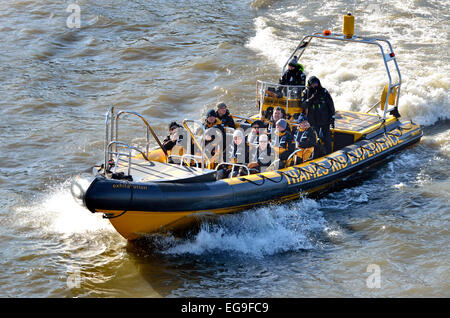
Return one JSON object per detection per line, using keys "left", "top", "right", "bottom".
{"left": 307, "top": 76, "right": 324, "bottom": 93}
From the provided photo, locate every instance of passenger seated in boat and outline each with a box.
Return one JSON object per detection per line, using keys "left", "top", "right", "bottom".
{"left": 277, "top": 56, "right": 306, "bottom": 98}
{"left": 202, "top": 127, "right": 223, "bottom": 169}
{"left": 216, "top": 102, "right": 235, "bottom": 129}
{"left": 203, "top": 109, "right": 223, "bottom": 129}
{"left": 291, "top": 114, "right": 317, "bottom": 164}
{"left": 224, "top": 129, "right": 249, "bottom": 177}
{"left": 247, "top": 120, "right": 266, "bottom": 145}
{"left": 202, "top": 110, "right": 222, "bottom": 147}
{"left": 261, "top": 106, "right": 273, "bottom": 122}
{"left": 202, "top": 109, "right": 226, "bottom": 162}
{"left": 247, "top": 120, "right": 266, "bottom": 163}
{"left": 162, "top": 122, "right": 183, "bottom": 152}
{"left": 162, "top": 122, "right": 185, "bottom": 162}
{"left": 266, "top": 107, "right": 290, "bottom": 136}
{"left": 248, "top": 134, "right": 275, "bottom": 173}
{"left": 272, "top": 119, "right": 295, "bottom": 169}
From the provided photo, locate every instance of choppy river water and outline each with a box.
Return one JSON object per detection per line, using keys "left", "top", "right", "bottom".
{"left": 0, "top": 0, "right": 448, "bottom": 297}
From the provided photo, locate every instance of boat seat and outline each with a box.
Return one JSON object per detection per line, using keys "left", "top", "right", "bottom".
{"left": 113, "top": 157, "right": 217, "bottom": 183}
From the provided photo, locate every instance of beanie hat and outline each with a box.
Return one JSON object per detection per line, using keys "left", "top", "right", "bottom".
{"left": 233, "top": 129, "right": 244, "bottom": 139}
{"left": 288, "top": 56, "right": 298, "bottom": 67}
{"left": 276, "top": 119, "right": 287, "bottom": 130}
{"left": 259, "top": 134, "right": 269, "bottom": 143}
{"left": 206, "top": 109, "right": 217, "bottom": 118}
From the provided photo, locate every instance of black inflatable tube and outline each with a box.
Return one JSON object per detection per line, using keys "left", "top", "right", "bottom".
{"left": 84, "top": 129, "right": 422, "bottom": 214}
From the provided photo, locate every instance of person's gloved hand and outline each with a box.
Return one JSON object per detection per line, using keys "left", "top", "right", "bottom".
{"left": 170, "top": 130, "right": 179, "bottom": 142}
{"left": 307, "top": 94, "right": 315, "bottom": 103}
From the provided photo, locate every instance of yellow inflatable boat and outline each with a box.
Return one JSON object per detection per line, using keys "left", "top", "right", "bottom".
{"left": 71, "top": 15, "right": 422, "bottom": 240}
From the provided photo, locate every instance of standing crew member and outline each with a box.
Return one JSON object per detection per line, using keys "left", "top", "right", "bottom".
{"left": 301, "top": 76, "right": 335, "bottom": 155}
{"left": 278, "top": 56, "right": 306, "bottom": 98}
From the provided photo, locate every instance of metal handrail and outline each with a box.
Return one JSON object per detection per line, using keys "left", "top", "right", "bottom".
{"left": 181, "top": 154, "right": 202, "bottom": 168}
{"left": 231, "top": 115, "right": 255, "bottom": 124}
{"left": 366, "top": 101, "right": 381, "bottom": 114}
{"left": 182, "top": 119, "right": 211, "bottom": 172}
{"left": 267, "top": 159, "right": 280, "bottom": 172}
{"left": 282, "top": 32, "right": 402, "bottom": 120}
{"left": 104, "top": 105, "right": 114, "bottom": 175}
{"left": 256, "top": 80, "right": 305, "bottom": 116}
{"left": 115, "top": 110, "right": 167, "bottom": 157}
{"left": 286, "top": 148, "right": 314, "bottom": 165}
{"left": 107, "top": 141, "right": 149, "bottom": 176}
{"left": 215, "top": 162, "right": 250, "bottom": 176}
{"left": 287, "top": 148, "right": 306, "bottom": 163}
{"left": 167, "top": 154, "right": 203, "bottom": 168}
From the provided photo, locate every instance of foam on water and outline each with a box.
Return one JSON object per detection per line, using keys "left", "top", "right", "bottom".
{"left": 160, "top": 197, "right": 329, "bottom": 258}
{"left": 246, "top": 0, "right": 450, "bottom": 126}
{"left": 422, "top": 127, "right": 450, "bottom": 155}
{"left": 14, "top": 179, "right": 114, "bottom": 238}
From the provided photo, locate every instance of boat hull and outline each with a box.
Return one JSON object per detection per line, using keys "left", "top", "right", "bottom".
{"left": 78, "top": 120, "right": 422, "bottom": 240}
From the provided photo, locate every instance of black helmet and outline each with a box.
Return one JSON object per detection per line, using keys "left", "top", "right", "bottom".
{"left": 206, "top": 109, "right": 217, "bottom": 118}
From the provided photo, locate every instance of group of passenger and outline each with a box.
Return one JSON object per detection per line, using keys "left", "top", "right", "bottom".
{"left": 162, "top": 57, "right": 335, "bottom": 178}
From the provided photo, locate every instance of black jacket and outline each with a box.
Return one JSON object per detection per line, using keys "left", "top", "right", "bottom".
{"left": 301, "top": 78, "right": 335, "bottom": 127}
{"left": 294, "top": 126, "right": 317, "bottom": 149}
{"left": 217, "top": 109, "right": 236, "bottom": 129}
{"left": 279, "top": 68, "right": 306, "bottom": 87}
{"left": 162, "top": 134, "right": 183, "bottom": 152}
{"left": 273, "top": 129, "right": 295, "bottom": 161}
